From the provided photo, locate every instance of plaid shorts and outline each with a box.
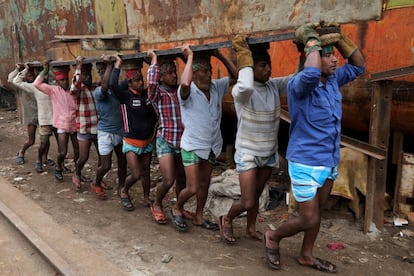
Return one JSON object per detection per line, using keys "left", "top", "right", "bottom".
{"left": 288, "top": 161, "right": 338, "bottom": 202}
{"left": 156, "top": 136, "right": 181, "bottom": 158}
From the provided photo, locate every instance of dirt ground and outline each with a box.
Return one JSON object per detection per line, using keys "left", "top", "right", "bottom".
{"left": 0, "top": 107, "right": 413, "bottom": 276}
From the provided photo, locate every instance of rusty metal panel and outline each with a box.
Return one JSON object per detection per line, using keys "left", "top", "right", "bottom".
{"left": 124, "top": 0, "right": 382, "bottom": 44}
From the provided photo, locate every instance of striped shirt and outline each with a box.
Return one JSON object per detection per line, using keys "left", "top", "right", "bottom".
{"left": 147, "top": 62, "right": 183, "bottom": 148}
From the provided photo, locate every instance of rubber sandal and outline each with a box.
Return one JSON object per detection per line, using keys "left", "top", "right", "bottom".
{"left": 150, "top": 204, "right": 167, "bottom": 224}
{"left": 62, "top": 166, "right": 72, "bottom": 174}
{"left": 35, "top": 161, "right": 43, "bottom": 173}
{"left": 43, "top": 159, "right": 55, "bottom": 166}
{"left": 245, "top": 230, "right": 263, "bottom": 241}
{"left": 54, "top": 169, "right": 63, "bottom": 182}
{"left": 297, "top": 257, "right": 337, "bottom": 273}
{"left": 169, "top": 209, "right": 187, "bottom": 232}
{"left": 101, "top": 181, "right": 113, "bottom": 190}
{"left": 16, "top": 153, "right": 25, "bottom": 165}
{"left": 218, "top": 216, "right": 236, "bottom": 244}
{"left": 72, "top": 175, "right": 81, "bottom": 192}
{"left": 120, "top": 196, "right": 135, "bottom": 211}
{"left": 90, "top": 183, "right": 107, "bottom": 200}
{"left": 263, "top": 233, "right": 281, "bottom": 270}
{"left": 192, "top": 220, "right": 219, "bottom": 231}
{"left": 80, "top": 175, "right": 92, "bottom": 183}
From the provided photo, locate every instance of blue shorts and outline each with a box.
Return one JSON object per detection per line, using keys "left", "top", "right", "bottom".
{"left": 122, "top": 139, "right": 153, "bottom": 155}
{"left": 77, "top": 133, "right": 97, "bottom": 141}
{"left": 156, "top": 136, "right": 181, "bottom": 158}
{"left": 97, "top": 130, "right": 123, "bottom": 155}
{"left": 234, "top": 151, "right": 277, "bottom": 173}
{"left": 288, "top": 161, "right": 338, "bottom": 202}
{"left": 181, "top": 149, "right": 215, "bottom": 166}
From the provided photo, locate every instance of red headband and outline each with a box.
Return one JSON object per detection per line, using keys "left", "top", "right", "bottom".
{"left": 125, "top": 69, "right": 141, "bottom": 80}
{"left": 54, "top": 71, "right": 69, "bottom": 80}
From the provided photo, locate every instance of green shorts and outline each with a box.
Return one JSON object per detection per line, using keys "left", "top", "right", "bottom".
{"left": 181, "top": 149, "right": 215, "bottom": 167}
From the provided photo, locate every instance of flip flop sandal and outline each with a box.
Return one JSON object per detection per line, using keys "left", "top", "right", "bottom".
{"left": 192, "top": 220, "right": 219, "bottom": 231}
{"left": 80, "top": 175, "right": 92, "bottom": 183}
{"left": 150, "top": 204, "right": 167, "bottom": 224}
{"left": 16, "top": 153, "right": 25, "bottom": 165}
{"left": 35, "top": 161, "right": 43, "bottom": 173}
{"left": 245, "top": 230, "right": 264, "bottom": 241}
{"left": 101, "top": 181, "right": 113, "bottom": 190}
{"left": 90, "top": 183, "right": 107, "bottom": 200}
{"left": 43, "top": 159, "right": 55, "bottom": 166}
{"left": 263, "top": 233, "right": 281, "bottom": 270}
{"left": 298, "top": 257, "right": 337, "bottom": 273}
{"left": 120, "top": 196, "right": 135, "bottom": 211}
{"left": 169, "top": 209, "right": 187, "bottom": 232}
{"left": 54, "top": 169, "right": 64, "bottom": 182}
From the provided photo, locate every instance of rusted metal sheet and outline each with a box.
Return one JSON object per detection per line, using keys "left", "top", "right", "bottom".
{"left": 125, "top": 0, "right": 381, "bottom": 44}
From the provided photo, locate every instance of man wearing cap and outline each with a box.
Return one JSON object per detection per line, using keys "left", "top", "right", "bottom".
{"left": 8, "top": 64, "right": 38, "bottom": 166}
{"left": 70, "top": 56, "right": 99, "bottom": 192}
{"left": 110, "top": 55, "right": 158, "bottom": 211}
{"left": 170, "top": 45, "right": 237, "bottom": 232}
{"left": 263, "top": 23, "right": 365, "bottom": 273}
{"left": 219, "top": 35, "right": 295, "bottom": 244}
{"left": 12, "top": 62, "right": 55, "bottom": 173}
{"left": 34, "top": 62, "right": 79, "bottom": 183}
{"left": 92, "top": 56, "right": 127, "bottom": 200}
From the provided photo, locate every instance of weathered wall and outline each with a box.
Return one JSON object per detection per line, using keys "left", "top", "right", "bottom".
{"left": 125, "top": 0, "right": 382, "bottom": 44}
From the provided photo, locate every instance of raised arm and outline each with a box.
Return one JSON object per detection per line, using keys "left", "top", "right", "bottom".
{"left": 33, "top": 60, "right": 54, "bottom": 95}
{"left": 109, "top": 55, "right": 122, "bottom": 96}
{"left": 147, "top": 49, "right": 159, "bottom": 101}
{"left": 100, "top": 55, "right": 113, "bottom": 95}
{"left": 213, "top": 49, "right": 237, "bottom": 85}
{"left": 335, "top": 32, "right": 366, "bottom": 67}
{"left": 179, "top": 44, "right": 194, "bottom": 100}
{"left": 70, "top": 56, "right": 83, "bottom": 95}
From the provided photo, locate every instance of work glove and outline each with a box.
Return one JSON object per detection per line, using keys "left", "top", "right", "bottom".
{"left": 318, "top": 21, "right": 341, "bottom": 47}
{"left": 232, "top": 34, "right": 253, "bottom": 70}
{"left": 295, "top": 23, "right": 321, "bottom": 56}
{"left": 335, "top": 32, "right": 358, "bottom": 58}
{"left": 40, "top": 60, "right": 51, "bottom": 77}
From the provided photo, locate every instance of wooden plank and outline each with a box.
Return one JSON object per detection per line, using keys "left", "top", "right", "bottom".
{"left": 0, "top": 200, "right": 76, "bottom": 276}
{"left": 371, "top": 65, "right": 414, "bottom": 82}
{"left": 392, "top": 131, "right": 404, "bottom": 165}
{"left": 364, "top": 81, "right": 392, "bottom": 233}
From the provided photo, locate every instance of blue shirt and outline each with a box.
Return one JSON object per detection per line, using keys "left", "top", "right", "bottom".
{"left": 286, "top": 64, "right": 365, "bottom": 167}
{"left": 93, "top": 87, "right": 124, "bottom": 136}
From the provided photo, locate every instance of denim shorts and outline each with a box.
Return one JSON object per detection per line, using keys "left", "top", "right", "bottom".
{"left": 181, "top": 149, "right": 215, "bottom": 167}
{"left": 234, "top": 151, "right": 277, "bottom": 173}
{"left": 77, "top": 133, "right": 97, "bottom": 141}
{"left": 97, "top": 130, "right": 123, "bottom": 155}
{"left": 288, "top": 161, "right": 338, "bottom": 202}
{"left": 156, "top": 136, "right": 181, "bottom": 158}
{"left": 122, "top": 139, "right": 153, "bottom": 155}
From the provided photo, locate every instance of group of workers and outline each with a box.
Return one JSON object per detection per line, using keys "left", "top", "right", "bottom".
{"left": 7, "top": 22, "right": 365, "bottom": 273}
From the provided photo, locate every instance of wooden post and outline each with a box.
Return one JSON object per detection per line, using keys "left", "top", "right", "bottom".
{"left": 364, "top": 80, "right": 392, "bottom": 232}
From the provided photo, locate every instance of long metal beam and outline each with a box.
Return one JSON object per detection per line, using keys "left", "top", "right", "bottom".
{"left": 371, "top": 65, "right": 414, "bottom": 82}
{"left": 35, "top": 27, "right": 340, "bottom": 67}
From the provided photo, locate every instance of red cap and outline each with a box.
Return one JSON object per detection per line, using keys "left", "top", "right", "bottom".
{"left": 54, "top": 71, "right": 69, "bottom": 80}
{"left": 125, "top": 69, "right": 141, "bottom": 80}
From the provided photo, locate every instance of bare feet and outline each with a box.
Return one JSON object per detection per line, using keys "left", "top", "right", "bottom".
{"left": 246, "top": 230, "right": 263, "bottom": 241}
{"left": 219, "top": 215, "right": 236, "bottom": 244}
